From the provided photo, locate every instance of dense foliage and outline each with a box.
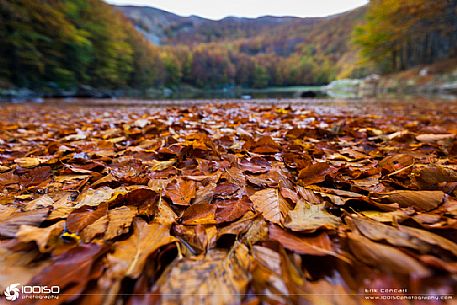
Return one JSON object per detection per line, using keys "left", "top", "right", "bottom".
{"left": 353, "top": 0, "right": 457, "bottom": 73}
{"left": 121, "top": 6, "right": 366, "bottom": 88}
{"left": 0, "top": 0, "right": 364, "bottom": 93}
{"left": 1, "top": 0, "right": 456, "bottom": 93}
{"left": 0, "top": 0, "right": 165, "bottom": 92}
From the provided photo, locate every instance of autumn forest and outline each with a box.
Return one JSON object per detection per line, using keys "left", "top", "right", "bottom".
{"left": 1, "top": 0, "right": 456, "bottom": 94}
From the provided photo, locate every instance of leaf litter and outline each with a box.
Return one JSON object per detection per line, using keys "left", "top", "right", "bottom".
{"left": 0, "top": 100, "right": 456, "bottom": 304}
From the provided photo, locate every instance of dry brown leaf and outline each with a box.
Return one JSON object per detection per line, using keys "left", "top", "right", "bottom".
{"left": 16, "top": 221, "right": 65, "bottom": 252}
{"left": 149, "top": 159, "right": 176, "bottom": 171}
{"left": 217, "top": 211, "right": 257, "bottom": 239}
{"left": 347, "top": 232, "right": 430, "bottom": 278}
{"left": 416, "top": 134, "right": 455, "bottom": 142}
{"left": 173, "top": 224, "right": 217, "bottom": 253}
{"left": 241, "top": 217, "right": 270, "bottom": 245}
{"left": 285, "top": 201, "right": 340, "bottom": 232}
{"left": 251, "top": 245, "right": 289, "bottom": 300}
{"left": 66, "top": 202, "right": 108, "bottom": 234}
{"left": 251, "top": 245, "right": 305, "bottom": 304}
{"left": 181, "top": 203, "right": 217, "bottom": 225}
{"left": 154, "top": 197, "right": 178, "bottom": 225}
{"left": 74, "top": 186, "right": 115, "bottom": 208}
{"left": 14, "top": 156, "right": 52, "bottom": 168}
{"left": 269, "top": 225, "right": 337, "bottom": 256}
{"left": 360, "top": 208, "right": 415, "bottom": 223}
{"left": 250, "top": 188, "right": 291, "bottom": 225}
{"left": 376, "top": 190, "right": 446, "bottom": 211}
{"left": 80, "top": 215, "right": 108, "bottom": 242}
{"left": 19, "top": 243, "right": 105, "bottom": 305}
{"left": 398, "top": 225, "right": 457, "bottom": 257}
{"left": 105, "top": 206, "right": 137, "bottom": 240}
{"left": 298, "top": 162, "right": 338, "bottom": 186}
{"left": 0, "top": 209, "right": 49, "bottom": 238}
{"left": 352, "top": 215, "right": 457, "bottom": 258}
{"left": 413, "top": 165, "right": 457, "bottom": 187}
{"left": 215, "top": 196, "right": 252, "bottom": 224}
{"left": 350, "top": 215, "right": 427, "bottom": 250}
{"left": 108, "top": 218, "right": 177, "bottom": 279}
{"left": 23, "top": 195, "right": 55, "bottom": 211}
{"left": 239, "top": 157, "right": 271, "bottom": 174}
{"left": 157, "top": 242, "right": 251, "bottom": 305}
{"left": 165, "top": 179, "right": 196, "bottom": 205}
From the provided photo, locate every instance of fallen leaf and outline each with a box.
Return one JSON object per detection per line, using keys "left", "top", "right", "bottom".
{"left": 19, "top": 243, "right": 105, "bottom": 305}
{"left": 398, "top": 225, "right": 457, "bottom": 257}
{"left": 251, "top": 135, "right": 281, "bottom": 154}
{"left": 149, "top": 159, "right": 176, "bottom": 171}
{"left": 416, "top": 134, "right": 455, "bottom": 142}
{"left": 379, "top": 154, "right": 414, "bottom": 174}
{"left": 66, "top": 202, "right": 108, "bottom": 234}
{"left": 350, "top": 215, "right": 426, "bottom": 250}
{"left": 23, "top": 195, "right": 54, "bottom": 211}
{"left": 239, "top": 157, "right": 271, "bottom": 174}
{"left": 181, "top": 203, "right": 217, "bottom": 225}
{"left": 18, "top": 166, "right": 52, "bottom": 187}
{"left": 14, "top": 157, "right": 46, "bottom": 168}
{"left": 352, "top": 214, "right": 457, "bottom": 258}
{"left": 375, "top": 190, "right": 446, "bottom": 211}
{"left": 250, "top": 188, "right": 291, "bottom": 225}
{"left": 105, "top": 206, "right": 137, "bottom": 240}
{"left": 419, "top": 255, "right": 457, "bottom": 273}
{"left": 269, "top": 225, "right": 337, "bottom": 256}
{"left": 360, "top": 208, "right": 414, "bottom": 223}
{"left": 165, "top": 179, "right": 196, "bottom": 205}
{"left": 215, "top": 196, "right": 252, "bottom": 224}
{"left": 80, "top": 215, "right": 108, "bottom": 242}
{"left": 251, "top": 245, "right": 304, "bottom": 304}
{"left": 298, "top": 162, "right": 338, "bottom": 186}
{"left": 16, "top": 221, "right": 65, "bottom": 252}
{"left": 0, "top": 209, "right": 49, "bottom": 238}
{"left": 213, "top": 182, "right": 240, "bottom": 198}
{"left": 108, "top": 218, "right": 177, "bottom": 279}
{"left": 285, "top": 201, "right": 340, "bottom": 232}
{"left": 74, "top": 186, "right": 115, "bottom": 209}
{"left": 155, "top": 197, "right": 178, "bottom": 225}
{"left": 156, "top": 242, "right": 251, "bottom": 305}
{"left": 413, "top": 165, "right": 457, "bottom": 188}
{"left": 0, "top": 171, "right": 19, "bottom": 187}
{"left": 173, "top": 224, "right": 217, "bottom": 254}
{"left": 347, "top": 232, "right": 430, "bottom": 278}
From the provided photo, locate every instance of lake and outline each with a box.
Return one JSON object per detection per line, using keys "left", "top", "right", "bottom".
{"left": 142, "top": 86, "right": 329, "bottom": 100}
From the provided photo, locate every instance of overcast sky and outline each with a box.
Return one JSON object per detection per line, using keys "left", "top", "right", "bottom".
{"left": 106, "top": 0, "right": 368, "bottom": 20}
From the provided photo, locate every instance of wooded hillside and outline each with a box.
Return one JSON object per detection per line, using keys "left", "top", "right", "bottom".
{"left": 1, "top": 0, "right": 456, "bottom": 94}
{"left": 353, "top": 0, "right": 457, "bottom": 73}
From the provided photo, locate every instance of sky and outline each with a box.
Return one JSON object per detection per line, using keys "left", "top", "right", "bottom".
{"left": 106, "top": 0, "right": 368, "bottom": 20}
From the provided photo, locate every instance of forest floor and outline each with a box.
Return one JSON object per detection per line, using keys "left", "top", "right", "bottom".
{"left": 0, "top": 98, "right": 456, "bottom": 305}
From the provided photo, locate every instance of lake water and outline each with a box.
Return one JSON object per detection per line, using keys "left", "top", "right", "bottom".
{"left": 157, "top": 86, "right": 328, "bottom": 100}
{"left": 3, "top": 85, "right": 457, "bottom": 102}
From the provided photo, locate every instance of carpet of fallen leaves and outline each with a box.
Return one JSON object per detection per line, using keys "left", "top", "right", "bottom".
{"left": 0, "top": 99, "right": 456, "bottom": 305}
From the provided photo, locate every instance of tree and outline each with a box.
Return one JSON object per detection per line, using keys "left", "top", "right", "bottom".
{"left": 353, "top": 0, "right": 457, "bottom": 72}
